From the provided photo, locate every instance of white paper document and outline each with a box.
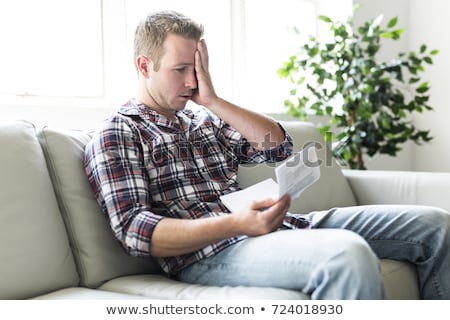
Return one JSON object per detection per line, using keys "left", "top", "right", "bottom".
{"left": 220, "top": 146, "right": 321, "bottom": 212}
{"left": 275, "top": 146, "right": 321, "bottom": 199}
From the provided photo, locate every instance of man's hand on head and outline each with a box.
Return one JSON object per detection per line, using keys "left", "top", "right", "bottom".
{"left": 191, "top": 39, "right": 218, "bottom": 107}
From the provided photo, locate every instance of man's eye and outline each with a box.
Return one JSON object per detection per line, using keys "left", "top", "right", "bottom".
{"left": 175, "top": 67, "right": 186, "bottom": 73}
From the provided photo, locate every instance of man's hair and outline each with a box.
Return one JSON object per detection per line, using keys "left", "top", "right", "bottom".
{"left": 134, "top": 10, "right": 204, "bottom": 71}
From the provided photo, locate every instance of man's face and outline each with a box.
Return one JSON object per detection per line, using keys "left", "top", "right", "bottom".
{"left": 146, "top": 33, "right": 198, "bottom": 116}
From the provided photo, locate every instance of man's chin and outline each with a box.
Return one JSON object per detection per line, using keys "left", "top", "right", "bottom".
{"left": 174, "top": 98, "right": 192, "bottom": 110}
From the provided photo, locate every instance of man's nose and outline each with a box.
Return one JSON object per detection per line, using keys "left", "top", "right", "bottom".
{"left": 185, "top": 71, "right": 197, "bottom": 89}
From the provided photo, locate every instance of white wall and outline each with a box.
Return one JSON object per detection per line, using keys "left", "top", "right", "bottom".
{"left": 1, "top": 104, "right": 114, "bottom": 131}
{"left": 409, "top": 0, "right": 450, "bottom": 172}
{"left": 354, "top": 0, "right": 450, "bottom": 172}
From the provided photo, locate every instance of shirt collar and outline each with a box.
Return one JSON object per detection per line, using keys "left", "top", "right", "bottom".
{"left": 119, "top": 99, "right": 155, "bottom": 118}
{"left": 118, "top": 99, "right": 195, "bottom": 128}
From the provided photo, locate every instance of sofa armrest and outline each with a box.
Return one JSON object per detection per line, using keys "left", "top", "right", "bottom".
{"left": 342, "top": 169, "right": 450, "bottom": 212}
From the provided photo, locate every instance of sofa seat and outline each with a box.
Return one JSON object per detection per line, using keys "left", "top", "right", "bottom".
{"left": 99, "top": 274, "right": 308, "bottom": 299}
{"left": 33, "top": 287, "right": 148, "bottom": 300}
{"left": 97, "top": 259, "right": 419, "bottom": 300}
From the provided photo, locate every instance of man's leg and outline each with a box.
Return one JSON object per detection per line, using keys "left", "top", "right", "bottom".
{"left": 309, "top": 205, "right": 450, "bottom": 299}
{"left": 177, "top": 228, "right": 385, "bottom": 299}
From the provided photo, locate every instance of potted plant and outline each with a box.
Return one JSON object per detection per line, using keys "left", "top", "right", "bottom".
{"left": 278, "top": 12, "right": 438, "bottom": 169}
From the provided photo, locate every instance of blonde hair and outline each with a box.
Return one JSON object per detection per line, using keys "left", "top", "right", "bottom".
{"left": 134, "top": 10, "right": 204, "bottom": 71}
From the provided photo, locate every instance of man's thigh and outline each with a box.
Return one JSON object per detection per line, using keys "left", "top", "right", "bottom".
{"left": 177, "top": 228, "right": 371, "bottom": 288}
{"left": 308, "top": 204, "right": 449, "bottom": 259}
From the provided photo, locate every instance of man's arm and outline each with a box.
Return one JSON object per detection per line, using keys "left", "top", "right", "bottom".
{"left": 150, "top": 194, "right": 291, "bottom": 257}
{"left": 191, "top": 39, "right": 286, "bottom": 150}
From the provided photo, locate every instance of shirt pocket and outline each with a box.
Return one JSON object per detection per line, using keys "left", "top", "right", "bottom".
{"left": 151, "top": 135, "right": 178, "bottom": 164}
{"left": 145, "top": 134, "right": 181, "bottom": 178}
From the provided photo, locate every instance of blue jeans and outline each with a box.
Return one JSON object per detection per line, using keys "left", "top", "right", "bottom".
{"left": 177, "top": 205, "right": 450, "bottom": 299}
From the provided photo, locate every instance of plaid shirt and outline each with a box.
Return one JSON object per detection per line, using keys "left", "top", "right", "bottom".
{"left": 84, "top": 99, "right": 310, "bottom": 275}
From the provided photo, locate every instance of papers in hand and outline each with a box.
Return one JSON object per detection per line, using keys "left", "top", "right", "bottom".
{"left": 220, "top": 146, "right": 321, "bottom": 212}
{"left": 275, "top": 146, "right": 321, "bottom": 199}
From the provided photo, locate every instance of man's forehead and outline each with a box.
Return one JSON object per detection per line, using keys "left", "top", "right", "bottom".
{"left": 162, "top": 34, "right": 198, "bottom": 58}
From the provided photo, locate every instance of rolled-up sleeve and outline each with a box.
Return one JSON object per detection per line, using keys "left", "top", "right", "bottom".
{"left": 216, "top": 118, "right": 294, "bottom": 165}
{"left": 84, "top": 116, "right": 163, "bottom": 258}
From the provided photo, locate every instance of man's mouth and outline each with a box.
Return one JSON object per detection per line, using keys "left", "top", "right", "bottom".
{"left": 180, "top": 92, "right": 192, "bottom": 99}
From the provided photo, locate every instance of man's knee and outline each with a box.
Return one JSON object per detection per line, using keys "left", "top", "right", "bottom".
{"left": 328, "top": 230, "right": 380, "bottom": 273}
{"left": 309, "top": 230, "right": 384, "bottom": 299}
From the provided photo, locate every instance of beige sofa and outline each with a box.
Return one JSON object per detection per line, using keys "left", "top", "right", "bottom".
{"left": 1, "top": 119, "right": 449, "bottom": 300}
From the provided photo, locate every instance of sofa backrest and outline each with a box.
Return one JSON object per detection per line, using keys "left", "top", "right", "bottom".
{"left": 237, "top": 121, "right": 357, "bottom": 213}
{"left": 0, "top": 121, "right": 79, "bottom": 299}
{"left": 37, "top": 126, "right": 161, "bottom": 289}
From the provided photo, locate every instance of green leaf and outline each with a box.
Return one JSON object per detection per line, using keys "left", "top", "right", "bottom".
{"left": 326, "top": 43, "right": 335, "bottom": 51}
{"left": 387, "top": 17, "right": 398, "bottom": 28}
{"left": 381, "top": 31, "right": 394, "bottom": 39}
{"left": 409, "top": 77, "right": 421, "bottom": 84}
{"left": 319, "top": 125, "right": 331, "bottom": 139}
{"left": 392, "top": 29, "right": 404, "bottom": 40}
{"left": 319, "top": 15, "right": 332, "bottom": 23}
{"left": 424, "top": 56, "right": 433, "bottom": 64}
{"left": 416, "top": 81, "right": 430, "bottom": 93}
{"left": 420, "top": 44, "right": 427, "bottom": 54}
{"left": 325, "top": 106, "right": 334, "bottom": 115}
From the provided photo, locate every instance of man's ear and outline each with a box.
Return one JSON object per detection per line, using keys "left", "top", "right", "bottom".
{"left": 136, "top": 55, "right": 152, "bottom": 77}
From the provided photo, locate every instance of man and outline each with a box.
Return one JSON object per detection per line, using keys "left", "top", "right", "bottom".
{"left": 85, "top": 10, "right": 450, "bottom": 299}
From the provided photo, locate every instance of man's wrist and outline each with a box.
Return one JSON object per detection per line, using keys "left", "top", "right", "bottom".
{"left": 202, "top": 96, "right": 222, "bottom": 112}
{"left": 221, "top": 212, "right": 242, "bottom": 237}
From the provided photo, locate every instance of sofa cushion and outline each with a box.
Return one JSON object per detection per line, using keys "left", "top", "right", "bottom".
{"left": 33, "top": 287, "right": 149, "bottom": 300}
{"left": 0, "top": 120, "right": 79, "bottom": 299}
{"left": 37, "top": 126, "right": 161, "bottom": 289}
{"left": 99, "top": 274, "right": 308, "bottom": 299}
{"left": 237, "top": 121, "right": 357, "bottom": 214}
{"left": 380, "top": 259, "right": 419, "bottom": 299}
{"left": 98, "top": 260, "right": 418, "bottom": 299}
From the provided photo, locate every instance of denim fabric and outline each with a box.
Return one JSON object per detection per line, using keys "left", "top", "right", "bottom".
{"left": 178, "top": 205, "right": 450, "bottom": 299}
